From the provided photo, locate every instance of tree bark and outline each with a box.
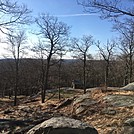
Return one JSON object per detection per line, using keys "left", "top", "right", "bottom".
{"left": 83, "top": 53, "right": 86, "bottom": 94}
{"left": 58, "top": 59, "right": 62, "bottom": 100}
{"left": 105, "top": 61, "right": 109, "bottom": 88}
{"left": 14, "top": 59, "right": 19, "bottom": 106}
{"left": 42, "top": 56, "right": 51, "bottom": 103}
{"left": 129, "top": 48, "right": 133, "bottom": 83}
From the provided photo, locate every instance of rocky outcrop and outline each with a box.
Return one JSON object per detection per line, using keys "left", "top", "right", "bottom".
{"left": 73, "top": 94, "right": 97, "bottom": 115}
{"left": 26, "top": 116, "right": 98, "bottom": 134}
{"left": 120, "top": 82, "right": 134, "bottom": 91}
{"left": 121, "top": 118, "right": 134, "bottom": 134}
{"left": 103, "top": 94, "right": 134, "bottom": 107}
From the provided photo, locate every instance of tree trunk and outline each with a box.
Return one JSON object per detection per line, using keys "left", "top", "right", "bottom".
{"left": 58, "top": 59, "right": 62, "bottom": 100}
{"left": 41, "top": 57, "right": 51, "bottom": 103}
{"left": 41, "top": 58, "right": 45, "bottom": 103}
{"left": 14, "top": 60, "right": 19, "bottom": 106}
{"left": 129, "top": 53, "right": 133, "bottom": 83}
{"left": 105, "top": 61, "right": 109, "bottom": 88}
{"left": 83, "top": 54, "right": 86, "bottom": 94}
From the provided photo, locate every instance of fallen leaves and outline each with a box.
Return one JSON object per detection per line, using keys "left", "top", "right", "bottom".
{"left": 0, "top": 88, "right": 134, "bottom": 133}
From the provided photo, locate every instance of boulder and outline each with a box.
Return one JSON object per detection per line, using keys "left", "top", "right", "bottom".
{"left": 73, "top": 94, "right": 91, "bottom": 105}
{"left": 121, "top": 126, "right": 134, "bottom": 134}
{"left": 103, "top": 94, "right": 134, "bottom": 107}
{"left": 120, "top": 82, "right": 134, "bottom": 91}
{"left": 121, "top": 118, "right": 134, "bottom": 134}
{"left": 26, "top": 116, "right": 98, "bottom": 134}
{"left": 124, "top": 118, "right": 134, "bottom": 127}
{"left": 73, "top": 94, "right": 97, "bottom": 115}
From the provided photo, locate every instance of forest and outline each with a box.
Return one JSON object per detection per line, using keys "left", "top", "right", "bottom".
{"left": 0, "top": 0, "right": 133, "bottom": 106}
{"left": 0, "top": 58, "right": 127, "bottom": 96}
{"left": 0, "top": 0, "right": 134, "bottom": 134}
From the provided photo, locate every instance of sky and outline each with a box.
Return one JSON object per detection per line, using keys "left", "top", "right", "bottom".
{"left": 19, "top": 0, "right": 115, "bottom": 40}
{"left": 0, "top": 0, "right": 118, "bottom": 58}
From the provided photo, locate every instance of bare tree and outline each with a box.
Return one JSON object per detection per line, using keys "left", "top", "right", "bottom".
{"left": 0, "top": 0, "right": 31, "bottom": 34}
{"left": 35, "top": 14, "right": 70, "bottom": 103}
{"left": 118, "top": 38, "right": 134, "bottom": 84}
{"left": 57, "top": 53, "right": 63, "bottom": 100}
{"left": 71, "top": 35, "right": 94, "bottom": 93}
{"left": 31, "top": 39, "right": 48, "bottom": 103}
{"left": 56, "top": 49, "right": 67, "bottom": 100}
{"left": 114, "top": 19, "right": 134, "bottom": 84}
{"left": 77, "top": 0, "right": 134, "bottom": 19}
{"left": 97, "top": 40, "right": 116, "bottom": 87}
{"left": 6, "top": 30, "right": 27, "bottom": 106}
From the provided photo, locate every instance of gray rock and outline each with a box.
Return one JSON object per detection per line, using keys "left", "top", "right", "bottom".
{"left": 75, "top": 99, "right": 97, "bottom": 115}
{"left": 101, "top": 108, "right": 116, "bottom": 115}
{"left": 121, "top": 126, "right": 134, "bottom": 134}
{"left": 120, "top": 82, "right": 134, "bottom": 91}
{"left": 75, "top": 106, "right": 86, "bottom": 114}
{"left": 73, "top": 94, "right": 91, "bottom": 105}
{"left": 86, "top": 88, "right": 97, "bottom": 92}
{"left": 103, "top": 94, "right": 134, "bottom": 107}
{"left": 80, "top": 99, "right": 97, "bottom": 107}
{"left": 124, "top": 118, "right": 134, "bottom": 127}
{"left": 56, "top": 97, "right": 74, "bottom": 109}
{"left": 73, "top": 94, "right": 97, "bottom": 115}
{"left": 26, "top": 116, "right": 98, "bottom": 134}
{"left": 122, "top": 118, "right": 134, "bottom": 134}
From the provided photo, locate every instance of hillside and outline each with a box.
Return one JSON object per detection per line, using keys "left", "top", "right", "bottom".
{"left": 0, "top": 87, "right": 134, "bottom": 133}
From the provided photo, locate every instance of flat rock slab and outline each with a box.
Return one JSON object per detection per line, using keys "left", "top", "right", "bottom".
{"left": 104, "top": 94, "right": 134, "bottom": 107}
{"left": 26, "top": 116, "right": 98, "bottom": 134}
{"left": 120, "top": 82, "right": 134, "bottom": 91}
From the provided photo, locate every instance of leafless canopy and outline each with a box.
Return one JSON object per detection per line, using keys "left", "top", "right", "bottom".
{"left": 35, "top": 14, "right": 70, "bottom": 57}
{"left": 96, "top": 40, "right": 116, "bottom": 61}
{"left": 6, "top": 30, "right": 27, "bottom": 59}
{"left": 71, "top": 35, "right": 94, "bottom": 60}
{"left": 77, "top": 0, "right": 134, "bottom": 19}
{"left": 34, "top": 14, "right": 70, "bottom": 103}
{"left": 114, "top": 18, "right": 134, "bottom": 42}
{"left": 0, "top": 0, "right": 31, "bottom": 33}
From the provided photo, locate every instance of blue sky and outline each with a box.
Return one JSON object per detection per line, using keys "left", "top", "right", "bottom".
{"left": 0, "top": 0, "right": 117, "bottom": 58}
{"left": 18, "top": 0, "right": 116, "bottom": 42}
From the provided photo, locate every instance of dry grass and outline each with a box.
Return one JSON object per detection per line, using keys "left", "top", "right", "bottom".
{"left": 88, "top": 88, "right": 134, "bottom": 134}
